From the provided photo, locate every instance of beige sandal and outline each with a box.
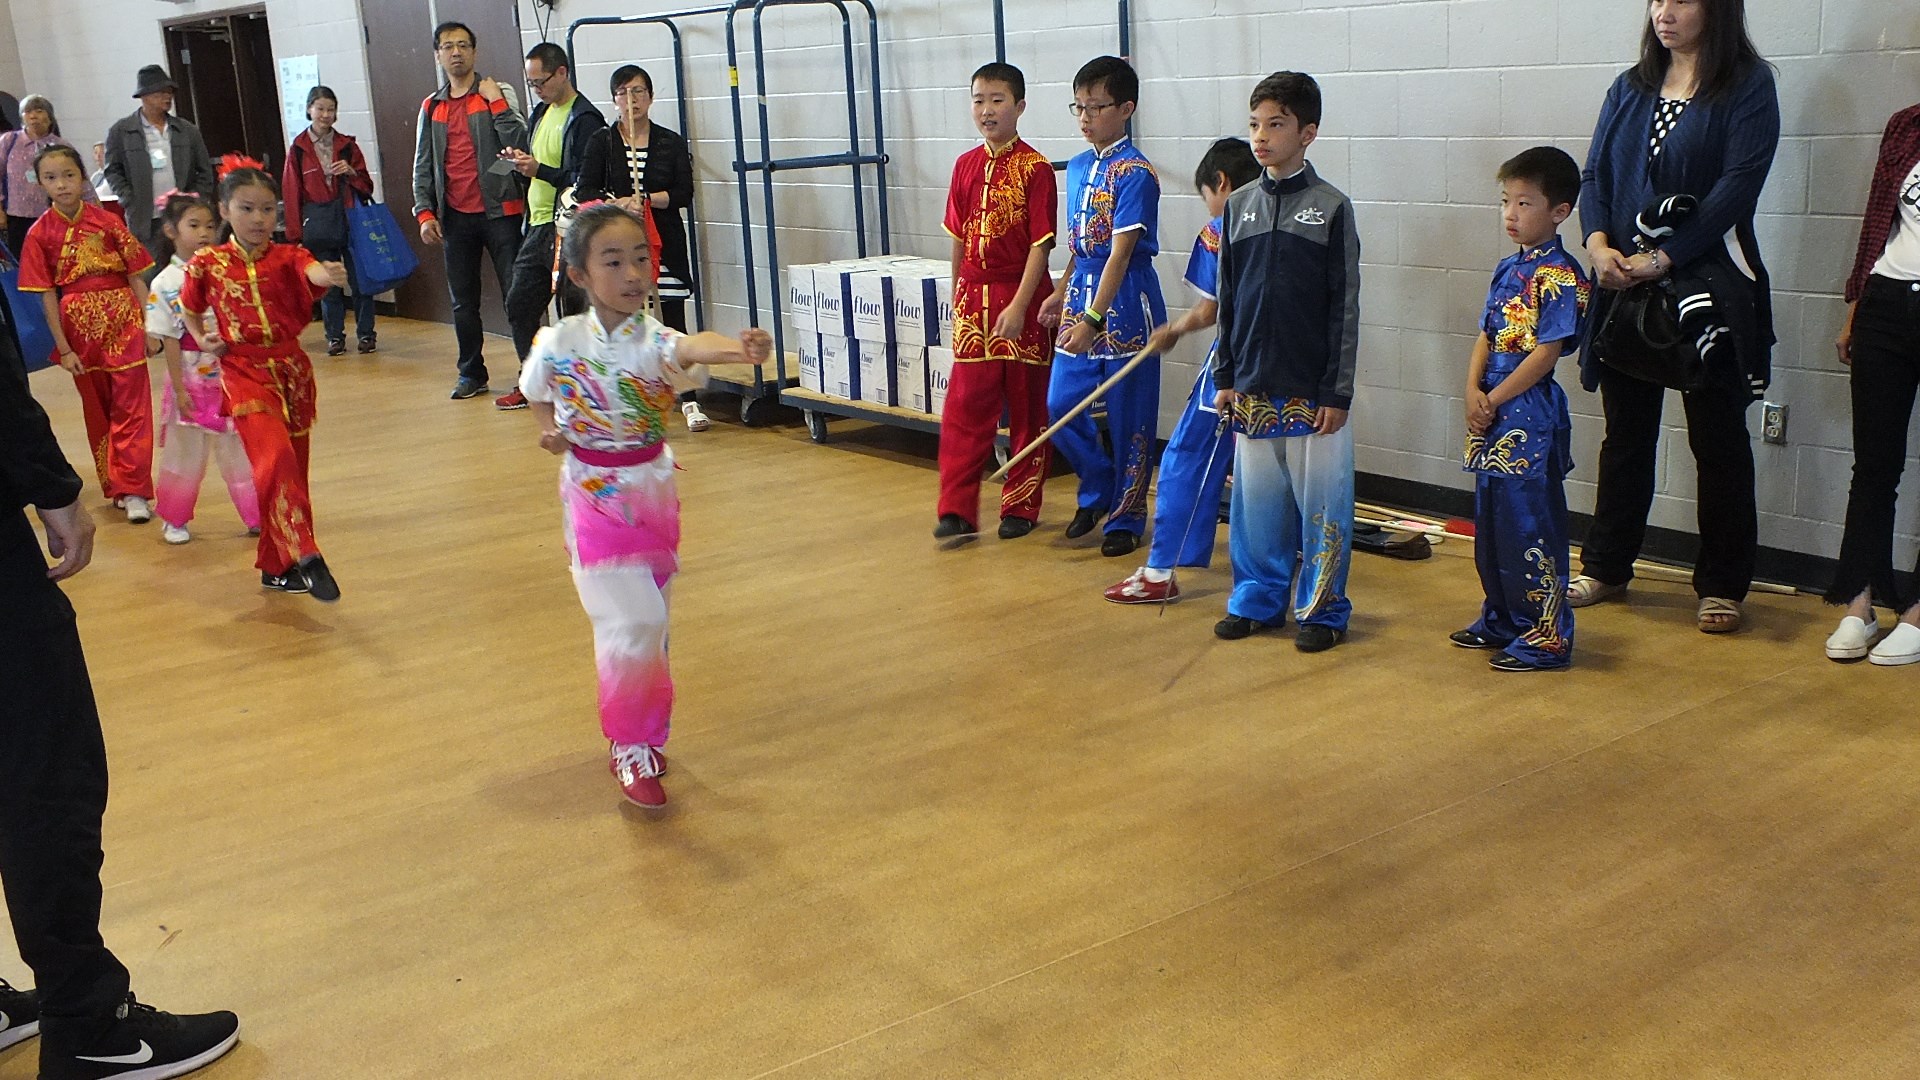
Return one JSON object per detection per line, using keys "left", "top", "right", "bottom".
{"left": 1567, "top": 575, "right": 1626, "bottom": 608}
{"left": 1697, "top": 596, "right": 1743, "bottom": 634}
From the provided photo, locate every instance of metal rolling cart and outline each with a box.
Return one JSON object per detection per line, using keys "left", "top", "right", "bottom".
{"left": 722, "top": 0, "right": 895, "bottom": 431}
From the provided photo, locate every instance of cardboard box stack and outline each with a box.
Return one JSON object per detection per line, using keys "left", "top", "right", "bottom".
{"left": 785, "top": 256, "right": 954, "bottom": 415}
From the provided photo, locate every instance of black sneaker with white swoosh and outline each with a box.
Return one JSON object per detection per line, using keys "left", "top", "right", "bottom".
{"left": 38, "top": 995, "right": 238, "bottom": 1080}
{"left": 0, "top": 977, "right": 39, "bottom": 1051}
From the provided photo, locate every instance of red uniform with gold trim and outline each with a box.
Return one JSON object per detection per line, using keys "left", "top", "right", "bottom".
{"left": 937, "top": 137, "right": 1057, "bottom": 527}
{"left": 180, "top": 240, "right": 328, "bottom": 575}
{"left": 18, "top": 202, "right": 156, "bottom": 501}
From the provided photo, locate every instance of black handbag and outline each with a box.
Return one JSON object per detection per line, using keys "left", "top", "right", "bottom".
{"left": 294, "top": 142, "right": 350, "bottom": 249}
{"left": 1590, "top": 279, "right": 1707, "bottom": 392}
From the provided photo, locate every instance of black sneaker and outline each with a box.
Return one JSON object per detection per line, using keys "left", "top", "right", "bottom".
{"left": 1100, "top": 530, "right": 1138, "bottom": 557}
{"left": 357, "top": 334, "right": 377, "bottom": 354}
{"left": 450, "top": 378, "right": 490, "bottom": 400}
{"left": 933, "top": 514, "right": 977, "bottom": 540}
{"left": 1449, "top": 629, "right": 1499, "bottom": 650}
{"left": 1065, "top": 505, "right": 1107, "bottom": 540}
{"left": 1490, "top": 652, "right": 1565, "bottom": 673}
{"left": 997, "top": 516, "right": 1035, "bottom": 540}
{"left": 0, "top": 978, "right": 39, "bottom": 1052}
{"left": 1214, "top": 614, "right": 1283, "bottom": 640}
{"left": 1295, "top": 625, "right": 1347, "bottom": 653}
{"left": 299, "top": 555, "right": 341, "bottom": 603}
{"left": 325, "top": 337, "right": 346, "bottom": 357}
{"left": 39, "top": 995, "right": 238, "bottom": 1080}
{"left": 261, "top": 568, "right": 309, "bottom": 594}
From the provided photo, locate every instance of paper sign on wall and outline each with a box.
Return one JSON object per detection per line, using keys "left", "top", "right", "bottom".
{"left": 278, "top": 55, "right": 320, "bottom": 142}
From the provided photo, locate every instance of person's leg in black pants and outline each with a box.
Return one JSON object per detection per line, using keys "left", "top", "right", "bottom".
{"left": 1831, "top": 286, "right": 1920, "bottom": 609}
{"left": 658, "top": 300, "right": 701, "bottom": 407}
{"left": 1579, "top": 363, "right": 1667, "bottom": 587}
{"left": 0, "top": 510, "right": 130, "bottom": 1023}
{"left": 1682, "top": 367, "right": 1759, "bottom": 602}
{"left": 6, "top": 215, "right": 32, "bottom": 259}
{"left": 506, "top": 221, "right": 557, "bottom": 368}
{"left": 441, "top": 210, "right": 491, "bottom": 389}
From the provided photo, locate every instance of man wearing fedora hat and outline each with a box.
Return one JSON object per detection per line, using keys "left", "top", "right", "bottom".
{"left": 101, "top": 65, "right": 216, "bottom": 267}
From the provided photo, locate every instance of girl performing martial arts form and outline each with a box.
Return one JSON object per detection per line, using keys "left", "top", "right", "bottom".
{"left": 147, "top": 190, "right": 260, "bottom": 544}
{"left": 180, "top": 157, "right": 348, "bottom": 600}
{"left": 17, "top": 144, "right": 156, "bottom": 522}
{"left": 520, "top": 203, "right": 772, "bottom": 808}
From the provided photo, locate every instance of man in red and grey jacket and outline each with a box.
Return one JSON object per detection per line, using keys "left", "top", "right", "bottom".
{"left": 412, "top": 19, "right": 529, "bottom": 401}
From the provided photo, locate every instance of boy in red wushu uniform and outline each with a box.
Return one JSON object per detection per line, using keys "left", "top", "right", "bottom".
{"left": 933, "top": 62, "right": 1059, "bottom": 543}
{"left": 181, "top": 157, "right": 349, "bottom": 601}
{"left": 18, "top": 144, "right": 157, "bottom": 523}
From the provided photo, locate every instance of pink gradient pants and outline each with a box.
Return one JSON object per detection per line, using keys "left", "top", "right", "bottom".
{"left": 155, "top": 370, "right": 259, "bottom": 531}
{"left": 561, "top": 451, "right": 681, "bottom": 749}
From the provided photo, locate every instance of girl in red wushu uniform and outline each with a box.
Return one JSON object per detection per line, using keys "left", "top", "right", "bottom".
{"left": 180, "top": 157, "right": 349, "bottom": 601}
{"left": 17, "top": 144, "right": 157, "bottom": 523}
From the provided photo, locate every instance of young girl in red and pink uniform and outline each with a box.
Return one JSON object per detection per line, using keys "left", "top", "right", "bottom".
{"left": 147, "top": 190, "right": 259, "bottom": 544}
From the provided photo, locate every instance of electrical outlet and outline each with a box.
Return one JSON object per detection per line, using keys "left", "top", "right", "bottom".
{"left": 1761, "top": 401, "right": 1788, "bottom": 445}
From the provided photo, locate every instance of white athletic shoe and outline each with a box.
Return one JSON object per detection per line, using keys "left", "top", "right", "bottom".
{"left": 161, "top": 522, "right": 191, "bottom": 545}
{"left": 1869, "top": 623, "right": 1920, "bottom": 667}
{"left": 1824, "top": 614, "right": 1879, "bottom": 661}
{"left": 682, "top": 401, "right": 711, "bottom": 432}
{"left": 122, "top": 496, "right": 152, "bottom": 524}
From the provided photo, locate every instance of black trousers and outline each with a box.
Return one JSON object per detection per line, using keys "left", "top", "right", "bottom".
{"left": 1829, "top": 275, "right": 1920, "bottom": 608}
{"left": 504, "top": 221, "right": 586, "bottom": 373}
{"left": 441, "top": 209, "right": 522, "bottom": 386}
{"left": 0, "top": 510, "right": 129, "bottom": 1019}
{"left": 657, "top": 299, "right": 698, "bottom": 403}
{"left": 6, "top": 215, "right": 32, "bottom": 259}
{"left": 1580, "top": 357, "right": 1758, "bottom": 601}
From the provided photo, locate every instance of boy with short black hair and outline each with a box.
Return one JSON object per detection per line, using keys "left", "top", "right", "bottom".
{"left": 1450, "top": 146, "right": 1591, "bottom": 671}
{"left": 1039, "top": 55, "right": 1165, "bottom": 558}
{"left": 1106, "top": 137, "right": 1261, "bottom": 603}
{"left": 934, "top": 61, "right": 1058, "bottom": 542}
{"left": 1211, "top": 71, "right": 1360, "bottom": 652}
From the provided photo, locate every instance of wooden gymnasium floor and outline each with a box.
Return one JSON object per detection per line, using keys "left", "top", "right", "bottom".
{"left": 3, "top": 316, "right": 1918, "bottom": 1079}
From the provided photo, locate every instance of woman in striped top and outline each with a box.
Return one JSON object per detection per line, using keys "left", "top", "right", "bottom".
{"left": 577, "top": 64, "right": 704, "bottom": 429}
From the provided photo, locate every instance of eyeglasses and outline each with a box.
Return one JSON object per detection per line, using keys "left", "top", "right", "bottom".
{"left": 436, "top": 41, "right": 474, "bottom": 53}
{"left": 1067, "top": 101, "right": 1120, "bottom": 117}
{"left": 614, "top": 86, "right": 652, "bottom": 99}
{"left": 527, "top": 72, "right": 560, "bottom": 90}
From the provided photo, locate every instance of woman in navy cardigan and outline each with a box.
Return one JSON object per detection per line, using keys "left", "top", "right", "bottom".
{"left": 1570, "top": 0, "right": 1779, "bottom": 634}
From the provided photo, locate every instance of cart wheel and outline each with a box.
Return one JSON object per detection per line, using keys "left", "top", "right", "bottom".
{"left": 993, "top": 443, "right": 1010, "bottom": 468}
{"left": 804, "top": 409, "right": 829, "bottom": 444}
{"left": 740, "top": 393, "right": 774, "bottom": 427}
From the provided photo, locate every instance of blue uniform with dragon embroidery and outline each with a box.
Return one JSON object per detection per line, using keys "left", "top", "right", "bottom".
{"left": 1464, "top": 235, "right": 1590, "bottom": 668}
{"left": 1144, "top": 216, "right": 1234, "bottom": 570}
{"left": 1048, "top": 136, "right": 1167, "bottom": 536}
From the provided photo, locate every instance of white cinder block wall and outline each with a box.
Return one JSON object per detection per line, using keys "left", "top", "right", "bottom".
{"left": 4, "top": 0, "right": 387, "bottom": 202}
{"left": 531, "top": 0, "right": 1920, "bottom": 567}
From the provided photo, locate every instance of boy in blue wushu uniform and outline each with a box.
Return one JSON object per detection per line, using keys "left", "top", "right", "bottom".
{"left": 1451, "top": 146, "right": 1591, "bottom": 672}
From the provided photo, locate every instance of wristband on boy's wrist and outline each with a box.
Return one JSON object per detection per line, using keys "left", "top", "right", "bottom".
{"left": 1082, "top": 310, "right": 1105, "bottom": 329}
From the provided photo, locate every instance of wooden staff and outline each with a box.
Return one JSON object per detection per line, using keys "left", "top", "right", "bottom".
{"left": 986, "top": 347, "right": 1159, "bottom": 483}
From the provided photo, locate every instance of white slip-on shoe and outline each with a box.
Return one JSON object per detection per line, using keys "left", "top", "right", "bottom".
{"left": 161, "top": 523, "right": 191, "bottom": 545}
{"left": 1869, "top": 622, "right": 1920, "bottom": 667}
{"left": 1825, "top": 614, "right": 1880, "bottom": 662}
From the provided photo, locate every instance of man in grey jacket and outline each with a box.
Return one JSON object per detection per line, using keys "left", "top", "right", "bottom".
{"left": 100, "top": 66, "right": 216, "bottom": 267}
{"left": 412, "top": 20, "right": 529, "bottom": 400}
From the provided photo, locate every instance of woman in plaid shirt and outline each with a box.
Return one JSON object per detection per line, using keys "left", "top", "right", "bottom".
{"left": 1826, "top": 103, "right": 1920, "bottom": 666}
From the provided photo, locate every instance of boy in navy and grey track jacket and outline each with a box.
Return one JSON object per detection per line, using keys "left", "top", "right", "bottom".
{"left": 1211, "top": 71, "right": 1360, "bottom": 653}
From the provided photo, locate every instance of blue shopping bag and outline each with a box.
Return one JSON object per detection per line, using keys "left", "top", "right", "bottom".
{"left": 345, "top": 191, "right": 419, "bottom": 297}
{"left": 0, "top": 268, "right": 55, "bottom": 373}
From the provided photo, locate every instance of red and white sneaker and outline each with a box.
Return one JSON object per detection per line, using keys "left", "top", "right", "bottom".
{"left": 1104, "top": 568, "right": 1179, "bottom": 605}
{"left": 610, "top": 742, "right": 667, "bottom": 807}
{"left": 494, "top": 388, "right": 529, "bottom": 411}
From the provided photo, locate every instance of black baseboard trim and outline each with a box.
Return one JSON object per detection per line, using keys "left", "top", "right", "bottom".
{"left": 1355, "top": 472, "right": 1834, "bottom": 596}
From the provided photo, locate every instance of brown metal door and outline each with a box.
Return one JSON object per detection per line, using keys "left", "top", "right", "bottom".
{"left": 362, "top": 0, "right": 523, "bottom": 325}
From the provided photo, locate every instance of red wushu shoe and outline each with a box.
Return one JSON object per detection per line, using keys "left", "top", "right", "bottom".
{"left": 610, "top": 743, "right": 667, "bottom": 808}
{"left": 1104, "top": 568, "right": 1179, "bottom": 605}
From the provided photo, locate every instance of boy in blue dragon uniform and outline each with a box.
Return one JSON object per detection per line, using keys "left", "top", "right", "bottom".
{"left": 1451, "top": 146, "right": 1591, "bottom": 672}
{"left": 1105, "top": 137, "right": 1261, "bottom": 604}
{"left": 1039, "top": 55, "right": 1166, "bottom": 558}
{"left": 1211, "top": 72, "right": 1361, "bottom": 653}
